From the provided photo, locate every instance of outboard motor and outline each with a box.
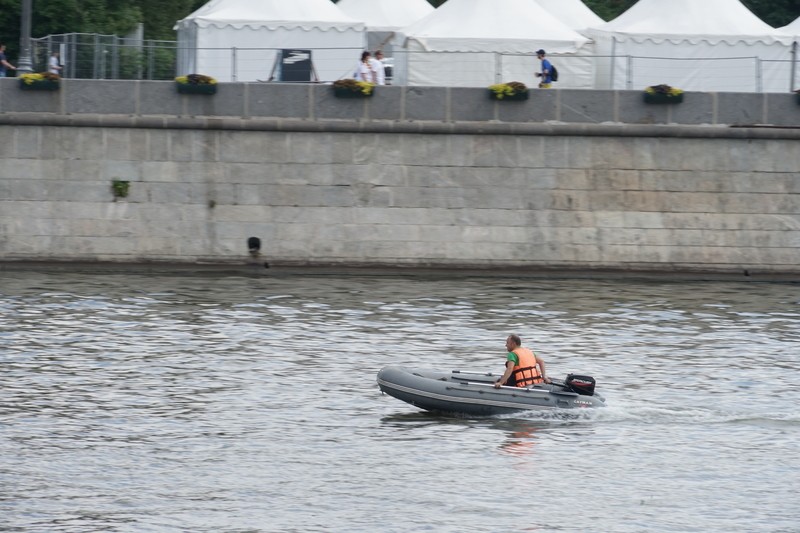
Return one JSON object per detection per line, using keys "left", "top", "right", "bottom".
{"left": 565, "top": 374, "right": 596, "bottom": 396}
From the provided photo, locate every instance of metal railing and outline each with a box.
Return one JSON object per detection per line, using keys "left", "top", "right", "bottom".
{"left": 32, "top": 33, "right": 177, "bottom": 80}
{"left": 29, "top": 34, "right": 800, "bottom": 93}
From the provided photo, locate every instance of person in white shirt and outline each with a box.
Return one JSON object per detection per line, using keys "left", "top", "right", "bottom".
{"left": 369, "top": 50, "right": 386, "bottom": 85}
{"left": 354, "top": 51, "right": 375, "bottom": 83}
{"left": 48, "top": 51, "right": 62, "bottom": 75}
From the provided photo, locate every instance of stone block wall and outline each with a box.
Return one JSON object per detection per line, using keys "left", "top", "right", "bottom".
{"left": 0, "top": 80, "right": 799, "bottom": 273}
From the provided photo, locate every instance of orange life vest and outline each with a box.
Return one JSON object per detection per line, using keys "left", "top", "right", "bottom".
{"left": 510, "top": 347, "right": 543, "bottom": 387}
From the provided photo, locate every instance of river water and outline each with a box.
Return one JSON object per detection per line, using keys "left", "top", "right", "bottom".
{"left": 1, "top": 268, "right": 798, "bottom": 533}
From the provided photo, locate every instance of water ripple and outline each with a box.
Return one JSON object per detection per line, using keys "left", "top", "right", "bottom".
{"left": 1, "top": 270, "right": 799, "bottom": 532}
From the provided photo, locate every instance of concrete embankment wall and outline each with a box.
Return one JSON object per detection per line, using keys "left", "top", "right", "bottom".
{"left": 1, "top": 79, "right": 799, "bottom": 274}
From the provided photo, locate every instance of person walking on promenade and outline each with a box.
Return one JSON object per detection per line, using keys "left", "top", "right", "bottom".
{"left": 354, "top": 51, "right": 376, "bottom": 83}
{"left": 534, "top": 49, "right": 553, "bottom": 88}
{"left": 0, "top": 44, "right": 17, "bottom": 77}
{"left": 48, "top": 51, "right": 62, "bottom": 75}
{"left": 370, "top": 50, "right": 386, "bottom": 85}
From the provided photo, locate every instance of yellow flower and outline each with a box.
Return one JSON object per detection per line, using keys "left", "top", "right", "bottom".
{"left": 356, "top": 81, "right": 375, "bottom": 95}
{"left": 489, "top": 81, "right": 528, "bottom": 99}
{"left": 20, "top": 73, "right": 45, "bottom": 85}
{"left": 332, "top": 79, "right": 375, "bottom": 95}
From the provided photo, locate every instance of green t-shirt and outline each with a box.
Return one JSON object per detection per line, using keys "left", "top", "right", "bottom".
{"left": 506, "top": 352, "right": 519, "bottom": 365}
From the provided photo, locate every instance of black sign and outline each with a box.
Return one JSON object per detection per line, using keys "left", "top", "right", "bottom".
{"left": 280, "top": 49, "right": 312, "bottom": 82}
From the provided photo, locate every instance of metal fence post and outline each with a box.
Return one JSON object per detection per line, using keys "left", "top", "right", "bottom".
{"left": 69, "top": 34, "right": 75, "bottom": 78}
{"left": 112, "top": 36, "right": 119, "bottom": 79}
{"left": 147, "top": 41, "right": 154, "bottom": 80}
{"left": 93, "top": 34, "right": 99, "bottom": 79}
{"left": 792, "top": 41, "right": 798, "bottom": 92}
{"left": 232, "top": 47, "right": 237, "bottom": 82}
{"left": 627, "top": 55, "right": 633, "bottom": 90}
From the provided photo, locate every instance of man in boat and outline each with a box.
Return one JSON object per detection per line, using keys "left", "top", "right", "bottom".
{"left": 494, "top": 334, "right": 550, "bottom": 388}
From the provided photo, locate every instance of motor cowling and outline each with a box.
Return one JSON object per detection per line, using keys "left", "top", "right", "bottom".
{"left": 565, "top": 374, "right": 596, "bottom": 396}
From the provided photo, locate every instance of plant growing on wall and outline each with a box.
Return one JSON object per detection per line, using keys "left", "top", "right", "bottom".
{"left": 488, "top": 81, "right": 528, "bottom": 101}
{"left": 111, "top": 179, "right": 130, "bottom": 199}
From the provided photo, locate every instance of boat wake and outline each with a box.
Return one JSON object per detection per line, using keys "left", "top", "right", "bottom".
{"left": 551, "top": 399, "right": 800, "bottom": 427}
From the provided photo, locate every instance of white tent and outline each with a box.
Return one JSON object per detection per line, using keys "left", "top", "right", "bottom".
{"left": 584, "top": 0, "right": 795, "bottom": 93}
{"left": 336, "top": 0, "right": 434, "bottom": 55}
{"left": 392, "top": 0, "right": 593, "bottom": 87}
{"left": 533, "top": 0, "right": 604, "bottom": 33}
{"left": 175, "top": 0, "right": 365, "bottom": 83}
{"left": 778, "top": 16, "right": 800, "bottom": 35}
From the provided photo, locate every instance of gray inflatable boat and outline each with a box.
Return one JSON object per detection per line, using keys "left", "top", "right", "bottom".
{"left": 377, "top": 365, "right": 605, "bottom": 416}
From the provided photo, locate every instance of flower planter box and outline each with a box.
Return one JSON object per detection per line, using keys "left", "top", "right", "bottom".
{"left": 19, "top": 79, "right": 60, "bottom": 91}
{"left": 643, "top": 92, "right": 683, "bottom": 104}
{"left": 333, "top": 87, "right": 372, "bottom": 98}
{"left": 488, "top": 90, "right": 528, "bottom": 101}
{"left": 176, "top": 83, "right": 217, "bottom": 95}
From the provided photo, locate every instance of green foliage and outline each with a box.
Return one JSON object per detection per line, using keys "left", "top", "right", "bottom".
{"left": 148, "top": 47, "right": 179, "bottom": 80}
{"left": 0, "top": 0, "right": 205, "bottom": 58}
{"left": 111, "top": 179, "right": 130, "bottom": 199}
{"left": 136, "top": 0, "right": 206, "bottom": 40}
{"left": 116, "top": 47, "right": 144, "bottom": 80}
{"left": 741, "top": 0, "right": 799, "bottom": 28}
{"left": 0, "top": 0, "right": 20, "bottom": 56}
{"left": 32, "top": 0, "right": 141, "bottom": 38}
{"left": 582, "top": 0, "right": 638, "bottom": 21}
